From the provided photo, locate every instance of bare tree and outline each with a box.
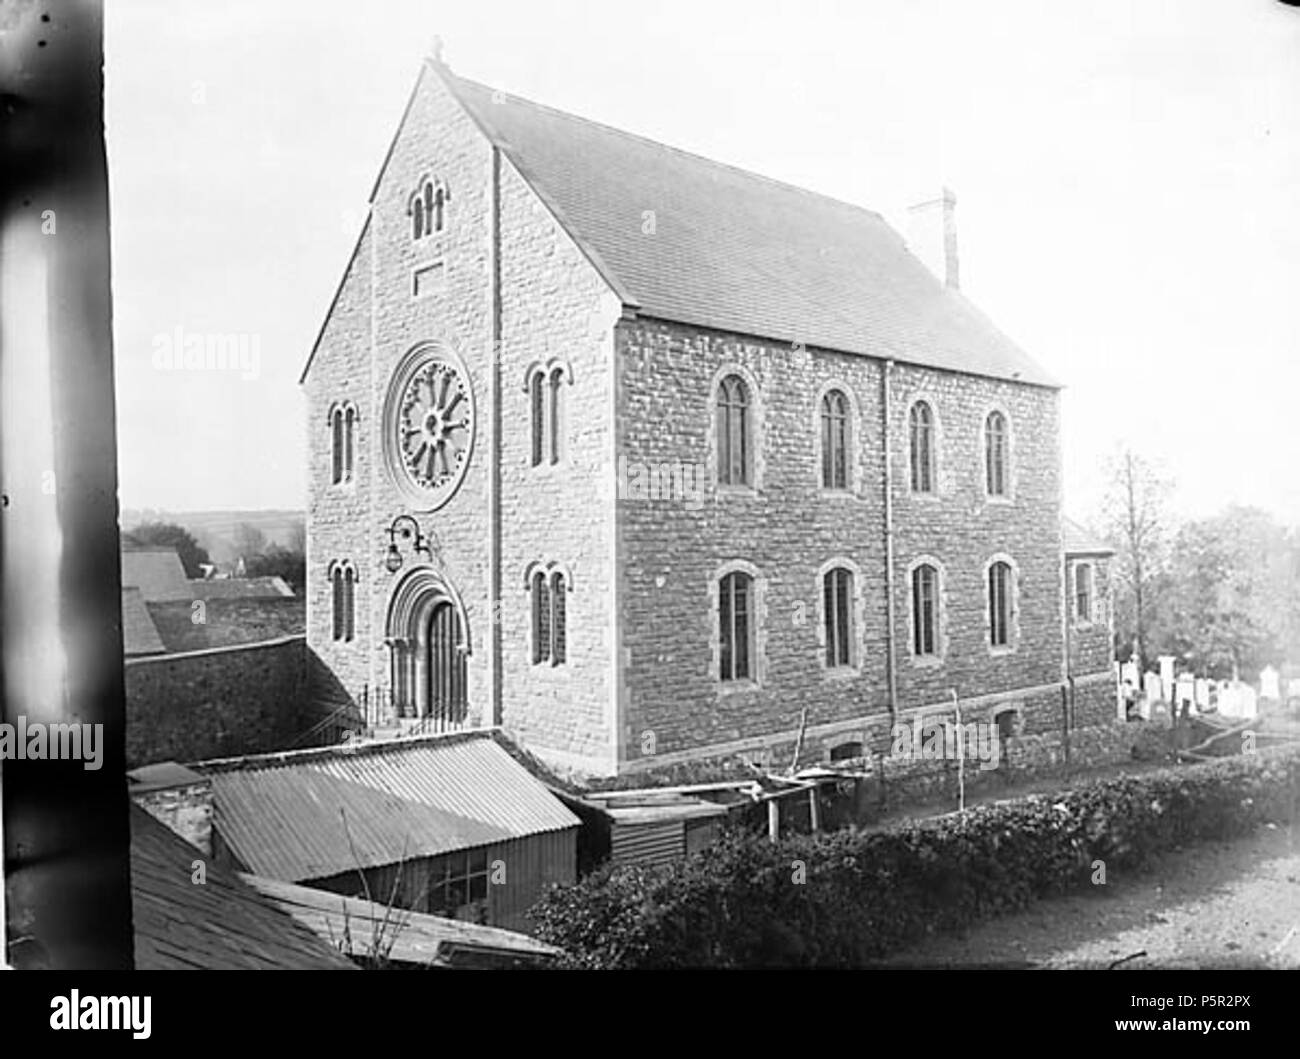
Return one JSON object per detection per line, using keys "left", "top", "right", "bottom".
{"left": 1101, "top": 448, "right": 1174, "bottom": 669}
{"left": 286, "top": 518, "right": 307, "bottom": 555}
{"left": 232, "top": 521, "right": 267, "bottom": 563}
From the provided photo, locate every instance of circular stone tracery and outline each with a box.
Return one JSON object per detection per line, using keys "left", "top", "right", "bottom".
{"left": 383, "top": 343, "right": 475, "bottom": 511}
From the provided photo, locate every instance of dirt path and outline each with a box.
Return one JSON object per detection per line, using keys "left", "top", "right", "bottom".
{"left": 870, "top": 822, "right": 1300, "bottom": 968}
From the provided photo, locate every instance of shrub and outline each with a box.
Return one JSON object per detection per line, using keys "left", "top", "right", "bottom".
{"left": 530, "top": 745, "right": 1300, "bottom": 968}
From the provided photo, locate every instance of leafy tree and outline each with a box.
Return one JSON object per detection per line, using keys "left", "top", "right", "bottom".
{"left": 1161, "top": 507, "right": 1289, "bottom": 678}
{"left": 245, "top": 543, "right": 306, "bottom": 593}
{"left": 123, "top": 521, "right": 210, "bottom": 578}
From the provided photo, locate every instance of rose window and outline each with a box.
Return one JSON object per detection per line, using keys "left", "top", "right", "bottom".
{"left": 383, "top": 344, "right": 475, "bottom": 511}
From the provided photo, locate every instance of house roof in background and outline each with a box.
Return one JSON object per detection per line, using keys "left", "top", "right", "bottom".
{"left": 440, "top": 64, "right": 1057, "bottom": 388}
{"left": 191, "top": 575, "right": 295, "bottom": 599}
{"left": 120, "top": 548, "right": 192, "bottom": 603}
{"left": 130, "top": 804, "right": 355, "bottom": 970}
{"left": 128, "top": 761, "right": 207, "bottom": 793}
{"left": 144, "top": 596, "right": 304, "bottom": 654}
{"left": 1063, "top": 517, "right": 1115, "bottom": 557}
{"left": 241, "top": 873, "right": 561, "bottom": 967}
{"left": 121, "top": 586, "right": 166, "bottom": 657}
{"left": 197, "top": 731, "right": 581, "bottom": 883}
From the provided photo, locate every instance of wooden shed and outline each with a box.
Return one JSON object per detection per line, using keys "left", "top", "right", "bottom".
{"left": 199, "top": 730, "right": 581, "bottom": 934}
{"left": 603, "top": 798, "right": 733, "bottom": 870}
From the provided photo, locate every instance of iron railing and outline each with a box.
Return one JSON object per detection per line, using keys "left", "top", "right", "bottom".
{"left": 358, "top": 684, "right": 471, "bottom": 736}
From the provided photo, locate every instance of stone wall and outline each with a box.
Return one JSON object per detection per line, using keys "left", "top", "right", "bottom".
{"left": 1067, "top": 554, "right": 1114, "bottom": 678}
{"left": 132, "top": 782, "right": 213, "bottom": 855}
{"left": 125, "top": 636, "right": 309, "bottom": 767}
{"left": 870, "top": 718, "right": 1160, "bottom": 809}
{"left": 615, "top": 315, "right": 1066, "bottom": 770}
{"left": 147, "top": 596, "right": 304, "bottom": 654}
{"left": 303, "top": 64, "right": 621, "bottom": 774}
{"left": 495, "top": 148, "right": 621, "bottom": 774}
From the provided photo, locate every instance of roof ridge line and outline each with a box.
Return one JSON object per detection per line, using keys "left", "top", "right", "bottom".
{"left": 449, "top": 70, "right": 888, "bottom": 224}
{"left": 193, "top": 724, "right": 498, "bottom": 772}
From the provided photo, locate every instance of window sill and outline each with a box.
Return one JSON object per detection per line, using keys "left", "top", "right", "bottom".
{"left": 988, "top": 644, "right": 1018, "bottom": 657}
{"left": 983, "top": 494, "right": 1014, "bottom": 506}
{"left": 909, "top": 654, "right": 944, "bottom": 669}
{"left": 822, "top": 664, "right": 860, "bottom": 681}
{"left": 715, "top": 483, "right": 761, "bottom": 498}
{"left": 718, "top": 677, "right": 761, "bottom": 696}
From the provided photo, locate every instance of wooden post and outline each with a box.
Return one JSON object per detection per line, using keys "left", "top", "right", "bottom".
{"left": 1061, "top": 683, "right": 1071, "bottom": 764}
{"left": 951, "top": 689, "right": 964, "bottom": 813}
{"left": 808, "top": 785, "right": 820, "bottom": 832}
{"left": 767, "top": 799, "right": 780, "bottom": 843}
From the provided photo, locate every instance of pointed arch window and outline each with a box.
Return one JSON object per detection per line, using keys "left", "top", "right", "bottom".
{"left": 549, "top": 367, "right": 564, "bottom": 465}
{"left": 823, "top": 566, "right": 854, "bottom": 667}
{"left": 530, "top": 373, "right": 545, "bottom": 467}
{"left": 344, "top": 406, "right": 357, "bottom": 482}
{"left": 531, "top": 570, "right": 551, "bottom": 664}
{"left": 551, "top": 570, "right": 567, "bottom": 664}
{"left": 330, "top": 403, "right": 358, "bottom": 486}
{"left": 330, "top": 561, "right": 356, "bottom": 643}
{"left": 525, "top": 362, "right": 571, "bottom": 468}
{"left": 528, "top": 563, "right": 569, "bottom": 665}
{"left": 821, "top": 390, "right": 849, "bottom": 489}
{"left": 331, "top": 565, "right": 344, "bottom": 641}
{"left": 909, "top": 401, "right": 935, "bottom": 493}
{"left": 985, "top": 410, "right": 1008, "bottom": 497}
{"left": 719, "top": 570, "right": 754, "bottom": 681}
{"left": 988, "top": 560, "right": 1011, "bottom": 648}
{"left": 911, "top": 563, "right": 939, "bottom": 657}
{"left": 716, "top": 374, "right": 752, "bottom": 486}
{"left": 331, "top": 408, "right": 344, "bottom": 485}
{"left": 1074, "top": 562, "right": 1094, "bottom": 623}
{"left": 410, "top": 178, "right": 450, "bottom": 240}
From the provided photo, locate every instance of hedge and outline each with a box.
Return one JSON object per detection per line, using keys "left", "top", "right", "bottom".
{"left": 530, "top": 744, "right": 1300, "bottom": 968}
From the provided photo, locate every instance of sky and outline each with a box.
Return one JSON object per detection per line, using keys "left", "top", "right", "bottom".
{"left": 105, "top": 0, "right": 1300, "bottom": 524}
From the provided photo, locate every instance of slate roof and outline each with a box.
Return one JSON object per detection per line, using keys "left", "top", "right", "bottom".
{"left": 191, "top": 576, "right": 295, "bottom": 599}
{"left": 130, "top": 804, "right": 355, "bottom": 970}
{"left": 120, "top": 548, "right": 192, "bottom": 603}
{"left": 442, "top": 66, "right": 1056, "bottom": 387}
{"left": 302, "top": 62, "right": 1057, "bottom": 389}
{"left": 1063, "top": 516, "right": 1115, "bottom": 557}
{"left": 120, "top": 586, "right": 166, "bottom": 657}
{"left": 241, "top": 873, "right": 561, "bottom": 968}
{"left": 198, "top": 730, "right": 581, "bottom": 883}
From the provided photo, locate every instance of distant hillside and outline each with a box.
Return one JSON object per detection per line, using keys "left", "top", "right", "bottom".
{"left": 122, "top": 509, "right": 304, "bottom": 565}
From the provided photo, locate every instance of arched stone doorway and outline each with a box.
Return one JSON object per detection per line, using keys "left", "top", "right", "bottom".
{"left": 385, "top": 565, "right": 471, "bottom": 727}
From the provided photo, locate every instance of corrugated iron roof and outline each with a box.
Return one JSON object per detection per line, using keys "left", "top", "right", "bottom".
{"left": 241, "top": 873, "right": 560, "bottom": 966}
{"left": 201, "top": 732, "right": 580, "bottom": 883}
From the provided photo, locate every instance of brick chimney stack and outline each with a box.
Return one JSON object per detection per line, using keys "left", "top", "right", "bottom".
{"left": 907, "top": 187, "right": 960, "bottom": 290}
